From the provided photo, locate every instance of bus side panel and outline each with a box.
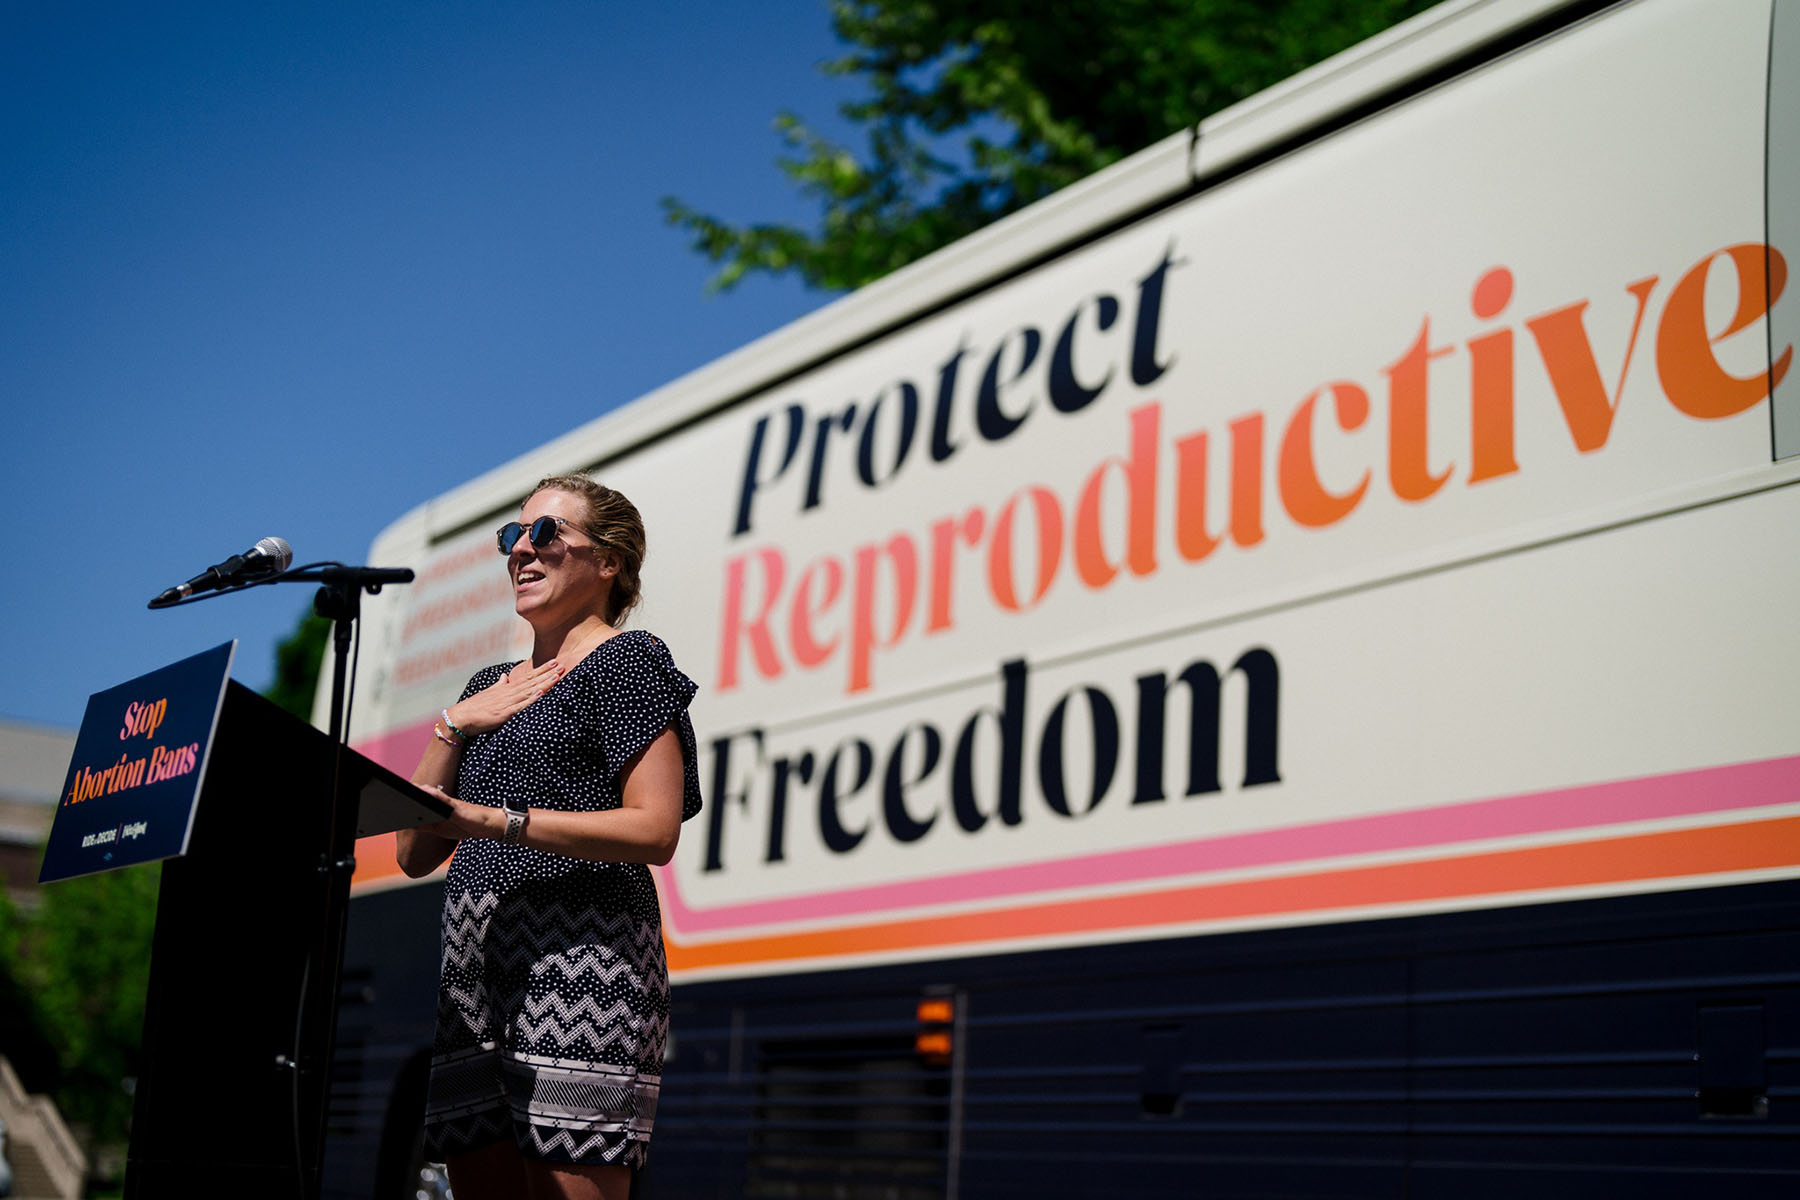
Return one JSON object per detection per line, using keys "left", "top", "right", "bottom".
{"left": 652, "top": 878, "right": 1800, "bottom": 1198}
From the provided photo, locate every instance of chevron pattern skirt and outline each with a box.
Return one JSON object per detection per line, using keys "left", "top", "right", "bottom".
{"left": 422, "top": 887, "right": 671, "bottom": 1165}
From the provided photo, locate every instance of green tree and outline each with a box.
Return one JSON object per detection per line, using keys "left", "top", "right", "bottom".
{"left": 0, "top": 886, "right": 61, "bottom": 1090}
{"left": 0, "top": 610, "right": 329, "bottom": 1176}
{"left": 264, "top": 608, "right": 332, "bottom": 721}
{"left": 665, "top": 0, "right": 1437, "bottom": 291}
{"left": 3, "top": 860, "right": 161, "bottom": 1156}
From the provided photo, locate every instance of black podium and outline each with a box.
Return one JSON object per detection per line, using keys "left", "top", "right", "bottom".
{"left": 122, "top": 681, "right": 445, "bottom": 1196}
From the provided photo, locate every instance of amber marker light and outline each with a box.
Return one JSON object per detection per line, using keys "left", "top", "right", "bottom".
{"left": 916, "top": 998, "right": 955, "bottom": 1025}
{"left": 915, "top": 995, "right": 955, "bottom": 1064}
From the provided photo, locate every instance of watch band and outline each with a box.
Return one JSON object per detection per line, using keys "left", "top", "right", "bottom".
{"left": 502, "top": 804, "right": 529, "bottom": 844}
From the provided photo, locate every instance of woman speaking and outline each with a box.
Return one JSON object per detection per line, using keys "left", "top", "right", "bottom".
{"left": 396, "top": 474, "right": 702, "bottom": 1200}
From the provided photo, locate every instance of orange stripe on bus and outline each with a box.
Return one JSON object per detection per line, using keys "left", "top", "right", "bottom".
{"left": 663, "top": 815, "right": 1800, "bottom": 972}
{"left": 352, "top": 832, "right": 404, "bottom": 886}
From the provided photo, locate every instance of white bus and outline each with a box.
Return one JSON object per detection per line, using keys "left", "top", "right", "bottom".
{"left": 321, "top": 0, "right": 1800, "bottom": 1194}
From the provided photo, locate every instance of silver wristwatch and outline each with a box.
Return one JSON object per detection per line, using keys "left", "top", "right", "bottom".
{"left": 502, "top": 796, "right": 530, "bottom": 844}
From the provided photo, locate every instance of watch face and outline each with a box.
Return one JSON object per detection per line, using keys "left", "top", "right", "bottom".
{"left": 504, "top": 796, "right": 529, "bottom": 816}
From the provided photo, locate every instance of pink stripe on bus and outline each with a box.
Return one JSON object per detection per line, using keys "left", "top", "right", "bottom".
{"left": 657, "top": 753, "right": 1800, "bottom": 935}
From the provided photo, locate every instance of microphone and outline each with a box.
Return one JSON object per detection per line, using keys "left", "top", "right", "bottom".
{"left": 149, "top": 536, "right": 294, "bottom": 608}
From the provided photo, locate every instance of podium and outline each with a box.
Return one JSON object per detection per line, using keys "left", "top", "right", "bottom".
{"left": 119, "top": 681, "right": 445, "bottom": 1196}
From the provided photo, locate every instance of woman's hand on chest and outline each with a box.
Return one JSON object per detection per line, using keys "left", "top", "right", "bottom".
{"left": 448, "top": 659, "right": 565, "bottom": 736}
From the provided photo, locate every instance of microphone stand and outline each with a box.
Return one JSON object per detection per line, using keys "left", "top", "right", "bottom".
{"left": 152, "top": 561, "right": 415, "bottom": 1197}
{"left": 283, "top": 564, "right": 414, "bottom": 1197}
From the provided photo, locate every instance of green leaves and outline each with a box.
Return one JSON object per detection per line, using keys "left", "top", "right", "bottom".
{"left": 665, "top": 0, "right": 1437, "bottom": 292}
{"left": 264, "top": 610, "right": 331, "bottom": 721}
{"left": 2, "top": 859, "right": 161, "bottom": 1150}
{"left": 0, "top": 604, "right": 329, "bottom": 1169}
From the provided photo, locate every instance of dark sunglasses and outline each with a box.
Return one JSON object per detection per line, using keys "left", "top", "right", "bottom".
{"left": 496, "top": 515, "right": 589, "bottom": 555}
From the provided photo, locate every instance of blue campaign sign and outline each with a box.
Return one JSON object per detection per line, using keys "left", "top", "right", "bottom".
{"left": 38, "top": 642, "right": 237, "bottom": 884}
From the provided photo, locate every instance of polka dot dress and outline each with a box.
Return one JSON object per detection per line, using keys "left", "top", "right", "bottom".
{"left": 422, "top": 630, "right": 703, "bottom": 1167}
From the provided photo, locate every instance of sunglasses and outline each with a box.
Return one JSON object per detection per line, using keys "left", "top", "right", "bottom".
{"left": 496, "top": 515, "right": 591, "bottom": 555}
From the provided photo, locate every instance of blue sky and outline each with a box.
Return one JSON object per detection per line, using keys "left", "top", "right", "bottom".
{"left": 0, "top": 1, "right": 858, "bottom": 731}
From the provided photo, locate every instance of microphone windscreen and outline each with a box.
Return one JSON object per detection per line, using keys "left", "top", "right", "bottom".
{"left": 256, "top": 536, "right": 294, "bottom": 572}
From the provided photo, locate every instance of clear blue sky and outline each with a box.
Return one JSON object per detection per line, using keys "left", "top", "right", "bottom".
{"left": 0, "top": 1, "right": 857, "bottom": 731}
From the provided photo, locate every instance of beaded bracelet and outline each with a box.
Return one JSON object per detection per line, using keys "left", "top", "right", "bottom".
{"left": 441, "top": 707, "right": 470, "bottom": 741}
{"left": 432, "top": 723, "right": 463, "bottom": 748}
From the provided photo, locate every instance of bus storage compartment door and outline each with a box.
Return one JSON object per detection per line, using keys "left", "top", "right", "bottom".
{"left": 1697, "top": 1002, "right": 1768, "bottom": 1119}
{"left": 1140, "top": 1023, "right": 1185, "bottom": 1117}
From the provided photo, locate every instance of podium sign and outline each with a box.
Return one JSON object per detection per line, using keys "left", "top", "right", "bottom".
{"left": 39, "top": 641, "right": 235, "bottom": 883}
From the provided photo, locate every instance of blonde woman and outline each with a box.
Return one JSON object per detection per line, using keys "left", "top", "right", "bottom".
{"left": 398, "top": 475, "right": 701, "bottom": 1200}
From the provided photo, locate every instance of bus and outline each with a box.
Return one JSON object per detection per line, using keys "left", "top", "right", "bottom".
{"left": 319, "top": 0, "right": 1800, "bottom": 1194}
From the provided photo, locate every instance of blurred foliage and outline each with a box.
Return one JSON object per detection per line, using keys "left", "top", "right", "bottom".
{"left": 0, "top": 886, "right": 62, "bottom": 1088}
{"left": 264, "top": 609, "right": 332, "bottom": 721}
{"left": 2, "top": 860, "right": 160, "bottom": 1158}
{"left": 665, "top": 0, "right": 1438, "bottom": 291}
{"left": 0, "top": 609, "right": 328, "bottom": 1179}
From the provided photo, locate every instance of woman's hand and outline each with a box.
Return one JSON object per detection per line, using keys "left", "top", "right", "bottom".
{"left": 399, "top": 662, "right": 555, "bottom": 878}
{"left": 418, "top": 789, "right": 504, "bottom": 842}
{"left": 399, "top": 663, "right": 556, "bottom": 880}
{"left": 396, "top": 784, "right": 463, "bottom": 878}
{"left": 446, "top": 658, "right": 563, "bottom": 736}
